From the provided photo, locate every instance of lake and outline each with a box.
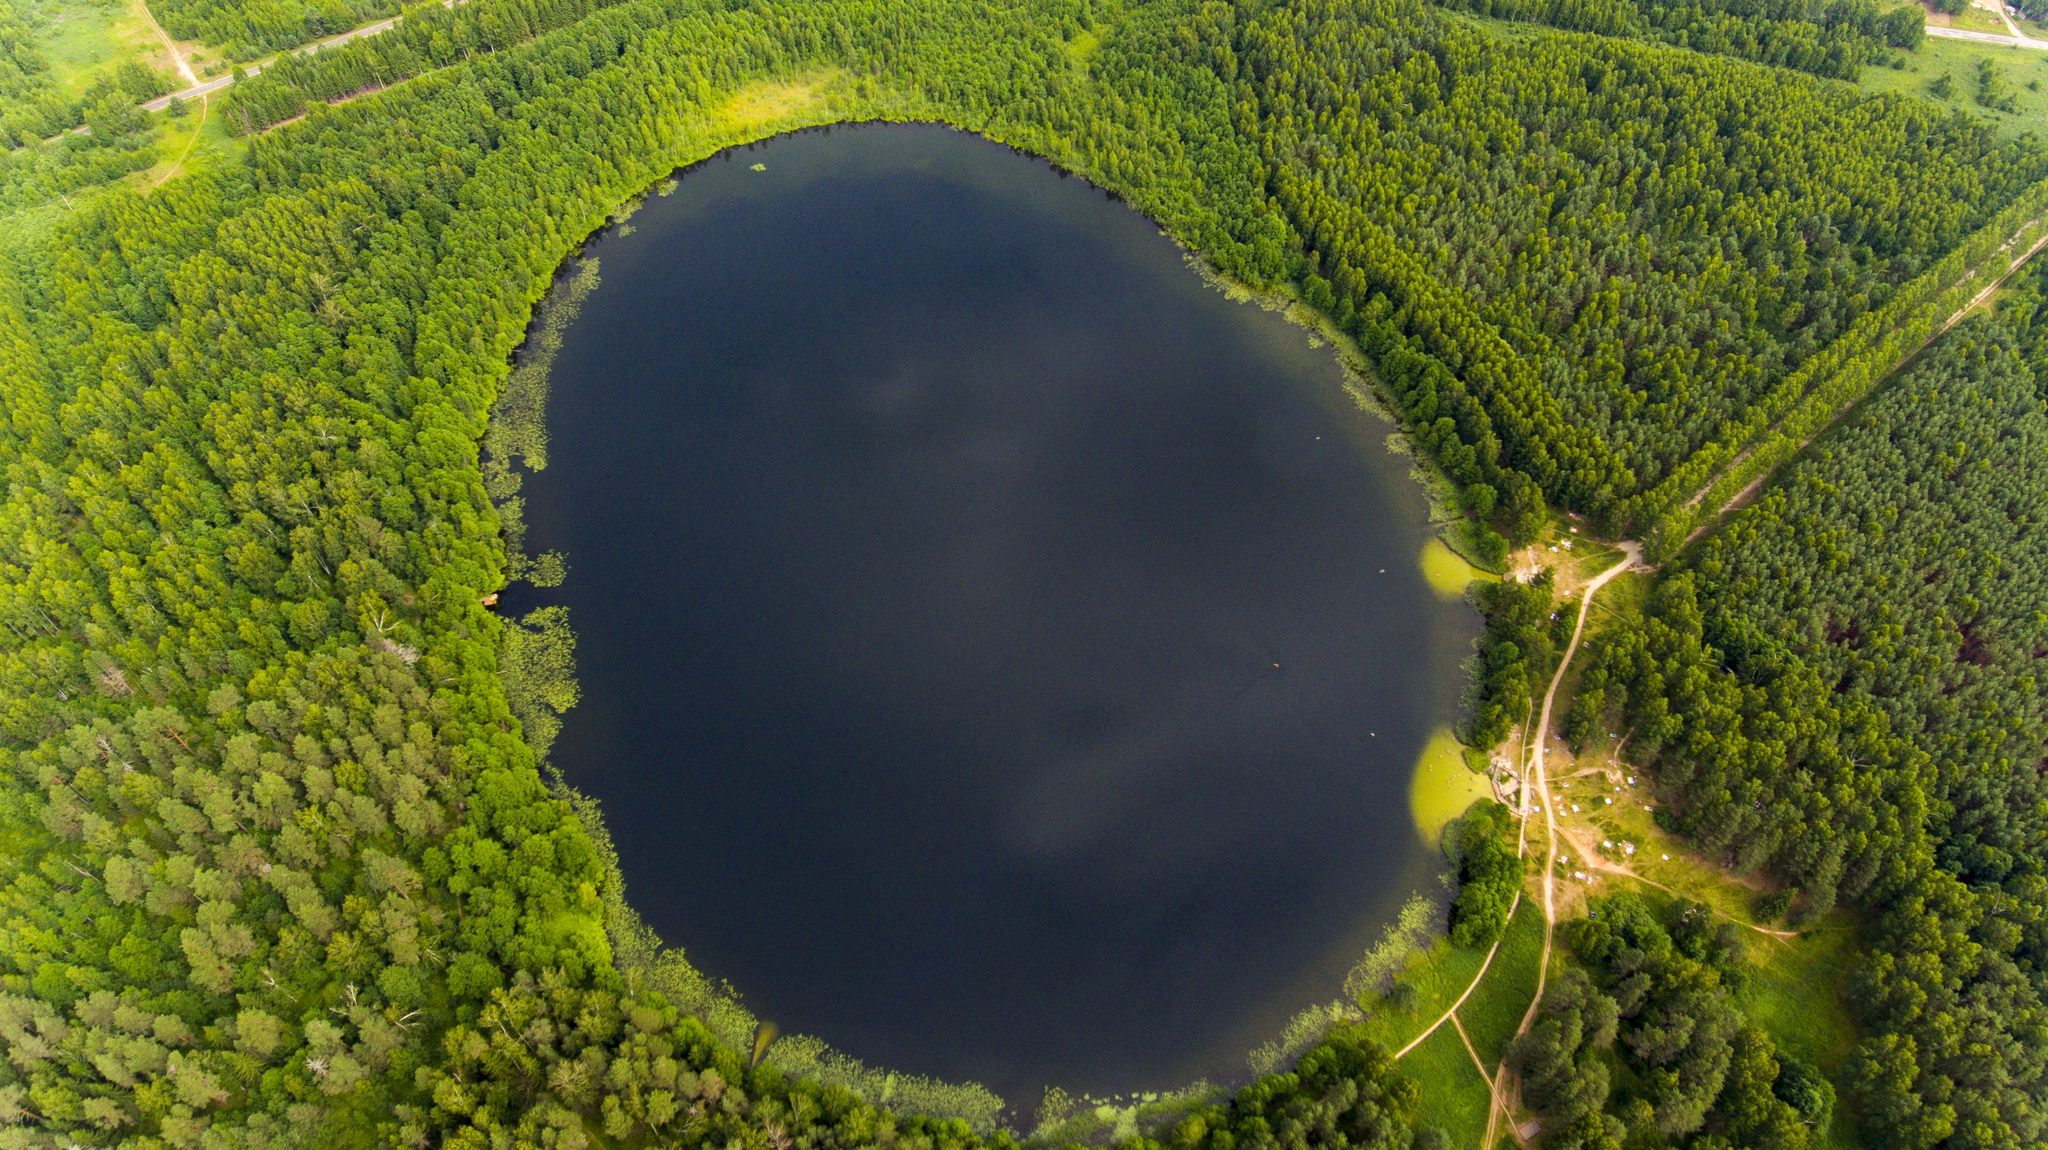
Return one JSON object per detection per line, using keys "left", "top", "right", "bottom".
{"left": 504, "top": 123, "right": 1478, "bottom": 1106}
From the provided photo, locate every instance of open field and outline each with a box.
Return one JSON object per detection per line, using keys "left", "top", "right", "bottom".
{"left": 1853, "top": 30, "right": 2048, "bottom": 137}
{"left": 39, "top": 0, "right": 182, "bottom": 100}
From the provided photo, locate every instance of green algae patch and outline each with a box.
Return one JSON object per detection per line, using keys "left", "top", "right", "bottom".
{"left": 1421, "top": 537, "right": 1484, "bottom": 600}
{"left": 1410, "top": 726, "right": 1493, "bottom": 845}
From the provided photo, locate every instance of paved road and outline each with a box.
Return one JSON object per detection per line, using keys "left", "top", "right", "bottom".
{"left": 1927, "top": 23, "right": 2048, "bottom": 48}
{"left": 141, "top": 11, "right": 407, "bottom": 110}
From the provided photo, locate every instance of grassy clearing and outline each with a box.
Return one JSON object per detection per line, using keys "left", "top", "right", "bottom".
{"left": 1926, "top": 1, "right": 2010, "bottom": 35}
{"left": 1403, "top": 1025, "right": 1492, "bottom": 1145}
{"left": 1849, "top": 32, "right": 2048, "bottom": 140}
{"left": 1746, "top": 915, "right": 1868, "bottom": 1150}
{"left": 1362, "top": 942, "right": 1488, "bottom": 1053}
{"left": 1561, "top": 538, "right": 1621, "bottom": 584}
{"left": 1544, "top": 753, "right": 1869, "bottom": 1149}
{"left": 1582, "top": 568, "right": 1650, "bottom": 632}
{"left": 1349, "top": 901, "right": 1542, "bottom": 1143}
{"left": 1458, "top": 901, "right": 1544, "bottom": 1067}
{"left": 39, "top": 0, "right": 178, "bottom": 100}
{"left": 0, "top": 95, "right": 246, "bottom": 246}
{"left": 1065, "top": 26, "right": 1101, "bottom": 66}
{"left": 1410, "top": 726, "right": 1494, "bottom": 845}
{"left": 1745, "top": 916, "right": 1864, "bottom": 1073}
{"left": 1590, "top": 882, "right": 1869, "bottom": 1150}
{"left": 141, "top": 94, "right": 242, "bottom": 182}
{"left": 710, "top": 71, "right": 844, "bottom": 135}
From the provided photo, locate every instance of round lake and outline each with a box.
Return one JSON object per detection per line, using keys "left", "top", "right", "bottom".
{"left": 505, "top": 124, "right": 1478, "bottom": 1105}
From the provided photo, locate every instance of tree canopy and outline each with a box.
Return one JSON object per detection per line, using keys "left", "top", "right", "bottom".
{"left": 3, "top": 0, "right": 2048, "bottom": 1144}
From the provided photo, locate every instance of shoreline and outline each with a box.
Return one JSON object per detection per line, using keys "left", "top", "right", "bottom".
{"left": 484, "top": 100, "right": 1494, "bottom": 1135}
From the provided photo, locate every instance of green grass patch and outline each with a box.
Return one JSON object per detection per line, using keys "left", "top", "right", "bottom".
{"left": 1933, "top": 2, "right": 2009, "bottom": 35}
{"left": 1457, "top": 900, "right": 1543, "bottom": 1066}
{"left": 1361, "top": 943, "right": 1486, "bottom": 1051}
{"left": 1579, "top": 569, "right": 1651, "bottom": 641}
{"left": 1065, "top": 26, "right": 1100, "bottom": 65}
{"left": 1579, "top": 877, "right": 1869, "bottom": 1150}
{"left": 1400, "top": 1025, "right": 1492, "bottom": 1145}
{"left": 1745, "top": 914, "right": 1868, "bottom": 1150}
{"left": 1848, "top": 33, "right": 2048, "bottom": 140}
{"left": 1410, "top": 726, "right": 1494, "bottom": 846}
{"left": 40, "top": 0, "right": 174, "bottom": 102}
{"left": 1562, "top": 537, "right": 1620, "bottom": 582}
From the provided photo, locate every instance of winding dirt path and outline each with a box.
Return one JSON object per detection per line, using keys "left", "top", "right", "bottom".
{"left": 1393, "top": 890, "right": 1523, "bottom": 1060}
{"left": 153, "top": 94, "right": 206, "bottom": 187}
{"left": 1510, "top": 545, "right": 1640, "bottom": 1039}
{"left": 1392, "top": 546, "right": 1642, "bottom": 1150}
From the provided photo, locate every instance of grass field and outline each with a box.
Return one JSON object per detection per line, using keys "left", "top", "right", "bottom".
{"left": 1351, "top": 900, "right": 1544, "bottom": 1146}
{"left": 1745, "top": 915, "right": 1868, "bottom": 1150}
{"left": 141, "top": 91, "right": 242, "bottom": 182}
{"left": 1360, "top": 929, "right": 1497, "bottom": 1147}
{"left": 1361, "top": 940, "right": 1492, "bottom": 1055}
{"left": 1403, "top": 1025, "right": 1494, "bottom": 1145}
{"left": 1851, "top": 31, "right": 2048, "bottom": 140}
{"left": 38, "top": 0, "right": 182, "bottom": 101}
{"left": 1458, "top": 902, "right": 1544, "bottom": 1067}
{"left": 1926, "top": 1, "right": 2011, "bottom": 35}
{"left": 0, "top": 95, "right": 247, "bottom": 246}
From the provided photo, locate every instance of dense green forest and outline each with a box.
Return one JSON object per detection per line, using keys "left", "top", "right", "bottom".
{"left": 1245, "top": 0, "right": 2048, "bottom": 529}
{"left": 0, "top": 0, "right": 1338, "bottom": 1142}
{"left": 219, "top": 0, "right": 2048, "bottom": 538}
{"left": 1446, "top": 800, "right": 1524, "bottom": 947}
{"left": 1466, "top": 570, "right": 1561, "bottom": 749}
{"left": 217, "top": 0, "right": 649, "bottom": 132}
{"left": 3, "top": 0, "right": 2048, "bottom": 1144}
{"left": 152, "top": 0, "right": 396, "bottom": 58}
{"left": 1569, "top": 266, "right": 2048, "bottom": 1149}
{"left": 1509, "top": 894, "right": 1831, "bottom": 1150}
{"left": 1437, "top": 0, "right": 1922, "bottom": 80}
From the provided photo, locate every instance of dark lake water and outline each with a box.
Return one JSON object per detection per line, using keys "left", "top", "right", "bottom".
{"left": 506, "top": 124, "right": 1477, "bottom": 1105}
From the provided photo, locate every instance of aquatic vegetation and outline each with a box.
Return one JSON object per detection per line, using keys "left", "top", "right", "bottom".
{"left": 488, "top": 258, "right": 602, "bottom": 480}
{"left": 1408, "top": 726, "right": 1494, "bottom": 843}
{"left": 1343, "top": 895, "right": 1440, "bottom": 1006}
{"left": 500, "top": 606, "right": 582, "bottom": 760}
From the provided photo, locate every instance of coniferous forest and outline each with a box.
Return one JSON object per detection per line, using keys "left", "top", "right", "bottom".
{"left": 4, "top": 0, "right": 2048, "bottom": 1146}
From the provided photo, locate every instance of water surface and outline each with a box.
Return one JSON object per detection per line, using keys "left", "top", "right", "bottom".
{"left": 509, "top": 124, "right": 1477, "bottom": 1104}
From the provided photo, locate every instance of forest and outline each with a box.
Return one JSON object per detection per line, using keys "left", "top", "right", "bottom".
{"left": 1436, "top": 0, "right": 1923, "bottom": 80}
{"left": 1567, "top": 260, "right": 2048, "bottom": 1150}
{"left": 2, "top": 0, "right": 2048, "bottom": 1145}
{"left": 1244, "top": 0, "right": 2048, "bottom": 529}
{"left": 151, "top": 0, "right": 396, "bottom": 58}
{"left": 1508, "top": 894, "right": 1832, "bottom": 1150}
